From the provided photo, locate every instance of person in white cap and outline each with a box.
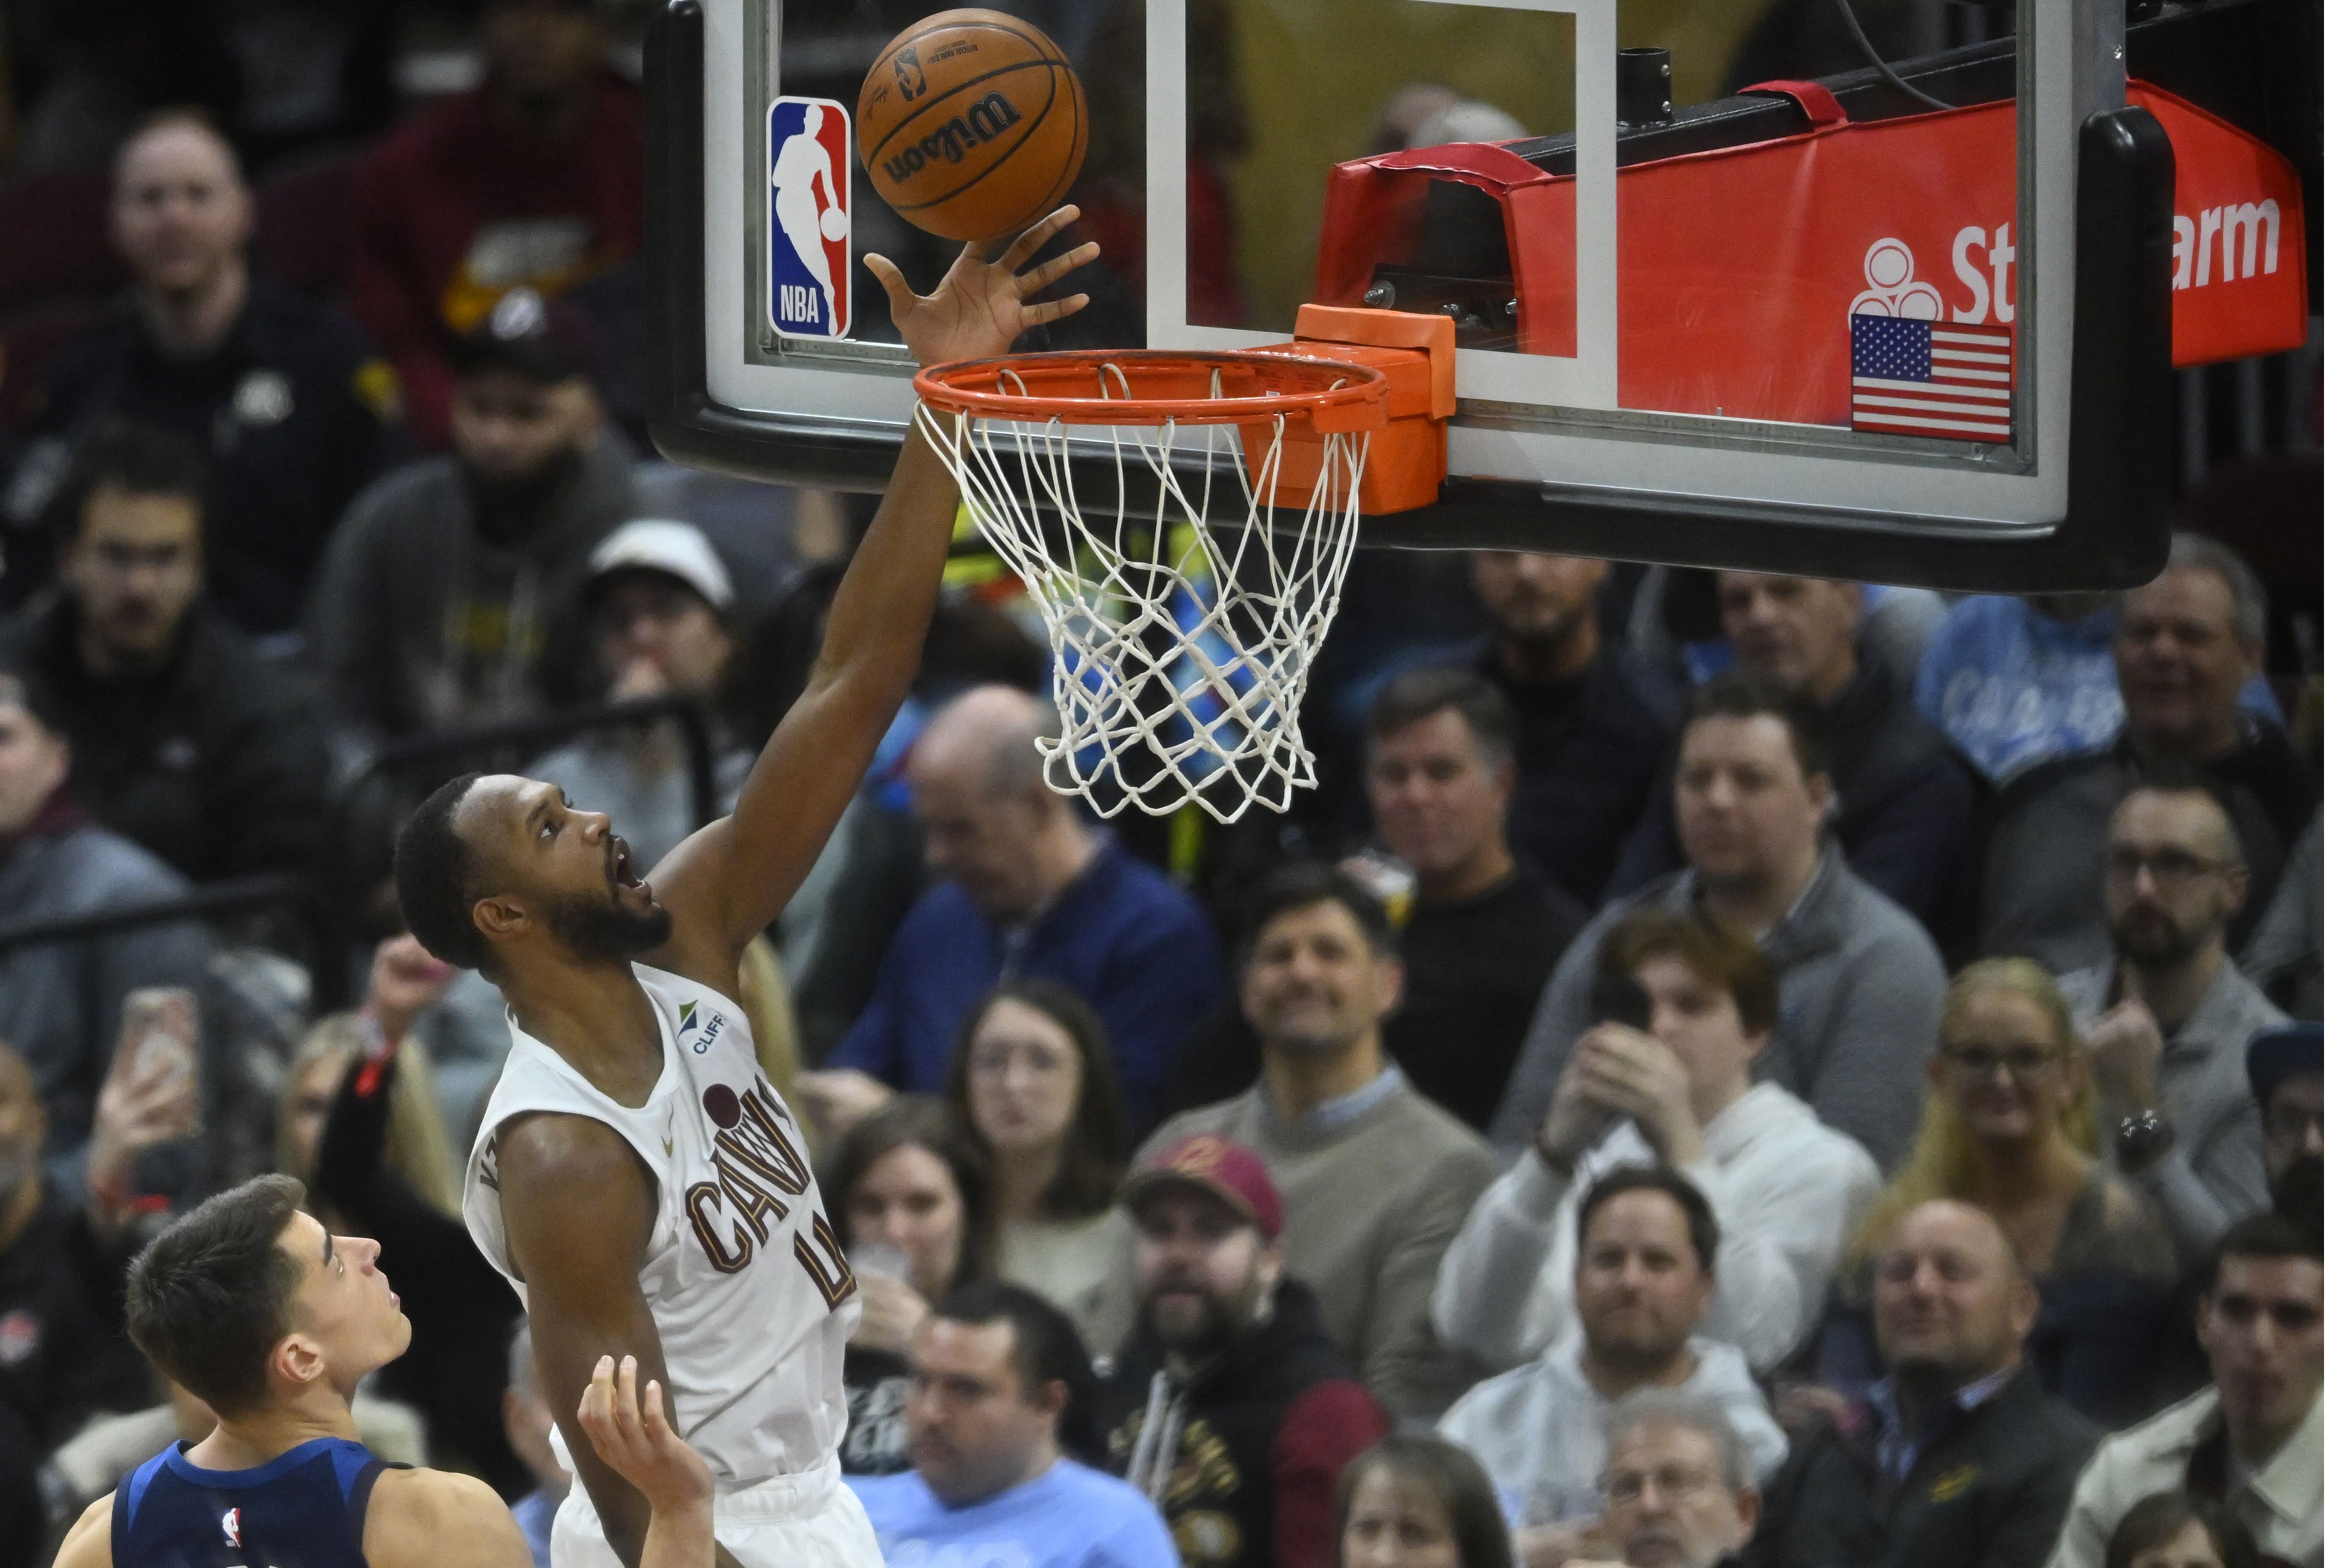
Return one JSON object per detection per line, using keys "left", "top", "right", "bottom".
{"left": 529, "top": 518, "right": 754, "bottom": 867}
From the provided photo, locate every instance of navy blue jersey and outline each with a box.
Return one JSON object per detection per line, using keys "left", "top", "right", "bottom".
{"left": 111, "top": 1436, "right": 405, "bottom": 1567}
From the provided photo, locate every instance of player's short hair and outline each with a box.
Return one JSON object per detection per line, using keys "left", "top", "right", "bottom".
{"left": 1367, "top": 665, "right": 1518, "bottom": 773}
{"left": 46, "top": 417, "right": 209, "bottom": 548}
{"left": 2158, "top": 531, "right": 2267, "bottom": 646}
{"left": 125, "top": 1174, "right": 308, "bottom": 1420}
{"left": 1237, "top": 860, "right": 1399, "bottom": 965}
{"left": 1679, "top": 671, "right": 1830, "bottom": 778}
{"left": 934, "top": 1279, "right": 1103, "bottom": 1461}
{"left": 1599, "top": 907, "right": 1778, "bottom": 1037}
{"left": 1576, "top": 1164, "right": 1721, "bottom": 1275}
{"left": 396, "top": 773, "right": 492, "bottom": 970}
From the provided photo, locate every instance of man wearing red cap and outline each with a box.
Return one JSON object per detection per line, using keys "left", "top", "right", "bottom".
{"left": 1103, "top": 1134, "right": 1387, "bottom": 1568}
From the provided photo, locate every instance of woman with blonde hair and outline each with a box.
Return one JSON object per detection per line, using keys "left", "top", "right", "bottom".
{"left": 1819, "top": 958, "right": 2176, "bottom": 1425}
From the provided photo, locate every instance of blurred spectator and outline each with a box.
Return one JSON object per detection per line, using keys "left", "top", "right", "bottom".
{"left": 2097, "top": 1493, "right": 2260, "bottom": 1568}
{"left": 823, "top": 1097, "right": 997, "bottom": 1478}
{"left": 528, "top": 519, "right": 757, "bottom": 865}
{"left": 1334, "top": 1435, "right": 1513, "bottom": 1568}
{"left": 0, "top": 1039, "right": 154, "bottom": 1456}
{"left": 1360, "top": 668, "right": 1588, "bottom": 1127}
{"left": 851, "top": 1282, "right": 1172, "bottom": 1568}
{"left": 503, "top": 1324, "right": 570, "bottom": 1567}
{"left": 1435, "top": 909, "right": 1878, "bottom": 1378}
{"left": 308, "top": 287, "right": 637, "bottom": 753}
{"left": 2245, "top": 1023, "right": 2320, "bottom": 1240}
{"left": 1139, "top": 865, "right": 1493, "bottom": 1416}
{"left": 1556, "top": 1391, "right": 1762, "bottom": 1568}
{"left": 15, "top": 112, "right": 398, "bottom": 635}
{"left": 2, "top": 1, "right": 242, "bottom": 173}
{"left": 1437, "top": 1169, "right": 1784, "bottom": 1543}
{"left": 1, "top": 419, "right": 328, "bottom": 881}
{"left": 2236, "top": 813, "right": 2319, "bottom": 1019}
{"left": 946, "top": 982, "right": 1137, "bottom": 1359}
{"left": 1915, "top": 594, "right": 2122, "bottom": 784}
{"left": 1980, "top": 536, "right": 2317, "bottom": 975}
{"left": 1821, "top": 960, "right": 2175, "bottom": 1427}
{"left": 0, "top": 667, "right": 214, "bottom": 1187}
{"left": 1610, "top": 574, "right": 1978, "bottom": 935}
{"left": 1460, "top": 553, "right": 1675, "bottom": 908}
{"left": 1104, "top": 1135, "right": 1388, "bottom": 1568}
{"left": 1740, "top": 1201, "right": 2098, "bottom": 1568}
{"left": 1915, "top": 595, "right": 2290, "bottom": 788}
{"left": 308, "top": 939, "right": 530, "bottom": 1498}
{"left": 1493, "top": 675, "right": 1946, "bottom": 1172}
{"left": 2058, "top": 781, "right": 2281, "bottom": 1262}
{"left": 808, "top": 687, "right": 1223, "bottom": 1138}
{"left": 349, "top": 0, "right": 640, "bottom": 447}
{"left": 2048, "top": 1216, "right": 2322, "bottom": 1568}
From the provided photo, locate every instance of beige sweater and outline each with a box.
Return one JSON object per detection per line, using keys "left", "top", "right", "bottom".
{"left": 1142, "top": 1074, "right": 1495, "bottom": 1418}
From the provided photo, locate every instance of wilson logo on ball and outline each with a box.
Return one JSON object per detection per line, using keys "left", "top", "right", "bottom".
{"left": 880, "top": 93, "right": 1023, "bottom": 182}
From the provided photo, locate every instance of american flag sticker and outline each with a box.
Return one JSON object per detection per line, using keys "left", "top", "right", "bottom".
{"left": 1849, "top": 315, "right": 2013, "bottom": 442}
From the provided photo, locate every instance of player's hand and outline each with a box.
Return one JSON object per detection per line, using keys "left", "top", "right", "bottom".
{"left": 578, "top": 1355, "right": 714, "bottom": 1519}
{"left": 865, "top": 205, "right": 1098, "bottom": 367}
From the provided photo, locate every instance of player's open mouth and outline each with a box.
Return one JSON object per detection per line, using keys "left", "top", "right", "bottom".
{"left": 610, "top": 838, "right": 643, "bottom": 890}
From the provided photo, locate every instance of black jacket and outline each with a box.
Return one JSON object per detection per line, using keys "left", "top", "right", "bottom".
{"left": 1103, "top": 1280, "right": 1388, "bottom": 1568}
{"left": 0, "top": 597, "right": 328, "bottom": 883}
{"left": 1737, "top": 1367, "right": 2099, "bottom": 1568}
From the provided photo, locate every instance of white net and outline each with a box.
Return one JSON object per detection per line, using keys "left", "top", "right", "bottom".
{"left": 912, "top": 387, "right": 1367, "bottom": 824}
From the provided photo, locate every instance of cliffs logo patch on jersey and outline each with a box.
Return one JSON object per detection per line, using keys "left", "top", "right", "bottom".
{"left": 675, "top": 999, "right": 724, "bottom": 1054}
{"left": 767, "top": 96, "right": 853, "bottom": 339}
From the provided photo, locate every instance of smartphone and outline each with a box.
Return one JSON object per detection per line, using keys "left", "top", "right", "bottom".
{"left": 1591, "top": 974, "right": 1653, "bottom": 1033}
{"left": 122, "top": 987, "right": 199, "bottom": 1092}
{"left": 849, "top": 1242, "right": 911, "bottom": 1285}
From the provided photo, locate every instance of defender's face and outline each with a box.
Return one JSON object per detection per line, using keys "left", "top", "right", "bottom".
{"left": 278, "top": 1211, "right": 411, "bottom": 1379}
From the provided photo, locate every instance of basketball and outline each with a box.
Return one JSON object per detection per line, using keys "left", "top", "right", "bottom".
{"left": 857, "top": 10, "right": 1088, "bottom": 243}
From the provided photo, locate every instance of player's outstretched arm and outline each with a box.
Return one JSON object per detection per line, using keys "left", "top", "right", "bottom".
{"left": 580, "top": 1354, "right": 717, "bottom": 1568}
{"left": 647, "top": 209, "right": 1098, "bottom": 985}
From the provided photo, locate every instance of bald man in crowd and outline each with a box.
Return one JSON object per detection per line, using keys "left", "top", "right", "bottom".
{"left": 17, "top": 109, "right": 399, "bottom": 635}
{"left": 804, "top": 685, "right": 1224, "bottom": 1134}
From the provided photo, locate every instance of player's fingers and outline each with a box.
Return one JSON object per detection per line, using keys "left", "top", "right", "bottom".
{"left": 613, "top": 1355, "right": 646, "bottom": 1443}
{"left": 641, "top": 1378, "right": 676, "bottom": 1444}
{"left": 863, "top": 253, "right": 915, "bottom": 310}
{"left": 1016, "top": 240, "right": 1100, "bottom": 297}
{"left": 998, "top": 205, "right": 1079, "bottom": 273}
{"left": 1020, "top": 292, "right": 1090, "bottom": 327}
{"left": 578, "top": 1354, "right": 616, "bottom": 1433}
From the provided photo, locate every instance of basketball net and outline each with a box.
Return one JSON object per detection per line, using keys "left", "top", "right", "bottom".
{"left": 912, "top": 393, "right": 1366, "bottom": 823}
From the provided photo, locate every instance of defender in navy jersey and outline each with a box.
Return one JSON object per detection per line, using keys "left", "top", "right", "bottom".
{"left": 388, "top": 212, "right": 1096, "bottom": 1568}
{"left": 54, "top": 1176, "right": 714, "bottom": 1568}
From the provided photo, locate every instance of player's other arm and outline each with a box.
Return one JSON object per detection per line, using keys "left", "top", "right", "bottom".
{"left": 646, "top": 208, "right": 1099, "bottom": 979}
{"left": 498, "top": 1112, "right": 741, "bottom": 1568}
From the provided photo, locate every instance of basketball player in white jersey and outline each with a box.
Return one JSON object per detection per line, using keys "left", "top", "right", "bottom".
{"left": 389, "top": 209, "right": 1096, "bottom": 1568}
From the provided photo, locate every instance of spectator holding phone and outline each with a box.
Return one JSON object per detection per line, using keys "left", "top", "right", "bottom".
{"left": 1434, "top": 909, "right": 1879, "bottom": 1377}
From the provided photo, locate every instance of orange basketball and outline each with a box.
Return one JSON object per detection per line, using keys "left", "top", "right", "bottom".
{"left": 857, "top": 10, "right": 1088, "bottom": 243}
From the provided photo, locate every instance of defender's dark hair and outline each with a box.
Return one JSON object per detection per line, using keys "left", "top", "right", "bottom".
{"left": 1367, "top": 665, "right": 1518, "bottom": 772}
{"left": 395, "top": 772, "right": 491, "bottom": 970}
{"left": 1680, "top": 671, "right": 1830, "bottom": 778}
{"left": 47, "top": 417, "right": 210, "bottom": 548}
{"left": 2103, "top": 1491, "right": 2258, "bottom": 1568}
{"left": 821, "top": 1095, "right": 997, "bottom": 1290}
{"left": 934, "top": 1279, "right": 1105, "bottom": 1465}
{"left": 1336, "top": 1436, "right": 1514, "bottom": 1568}
{"left": 125, "top": 1174, "right": 309, "bottom": 1419}
{"left": 1577, "top": 1163, "right": 1721, "bottom": 1275}
{"left": 946, "top": 981, "right": 1125, "bottom": 1221}
{"left": 1600, "top": 907, "right": 1779, "bottom": 1037}
{"left": 1237, "top": 860, "right": 1399, "bottom": 964}
{"left": 2212, "top": 1210, "right": 2322, "bottom": 1267}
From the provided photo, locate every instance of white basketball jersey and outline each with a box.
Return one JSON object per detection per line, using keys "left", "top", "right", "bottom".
{"left": 463, "top": 963, "right": 859, "bottom": 1485}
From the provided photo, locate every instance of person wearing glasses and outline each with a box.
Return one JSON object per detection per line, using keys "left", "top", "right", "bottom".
{"left": 1560, "top": 1392, "right": 1761, "bottom": 1568}
{"left": 1814, "top": 961, "right": 2176, "bottom": 1426}
{"left": 2054, "top": 779, "right": 2284, "bottom": 1266}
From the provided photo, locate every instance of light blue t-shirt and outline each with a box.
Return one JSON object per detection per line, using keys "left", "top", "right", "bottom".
{"left": 850, "top": 1458, "right": 1181, "bottom": 1568}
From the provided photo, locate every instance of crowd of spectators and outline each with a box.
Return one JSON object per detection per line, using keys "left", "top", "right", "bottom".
{"left": 0, "top": 3, "right": 2323, "bottom": 1568}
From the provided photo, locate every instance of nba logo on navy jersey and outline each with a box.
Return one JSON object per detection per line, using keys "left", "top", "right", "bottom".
{"left": 767, "top": 96, "right": 853, "bottom": 339}
{"left": 221, "top": 1506, "right": 242, "bottom": 1545}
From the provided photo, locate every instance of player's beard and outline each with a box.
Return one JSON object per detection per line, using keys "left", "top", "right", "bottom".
{"left": 546, "top": 888, "right": 673, "bottom": 961}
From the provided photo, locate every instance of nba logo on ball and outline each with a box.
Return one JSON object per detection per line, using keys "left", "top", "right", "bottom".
{"left": 767, "top": 96, "right": 852, "bottom": 339}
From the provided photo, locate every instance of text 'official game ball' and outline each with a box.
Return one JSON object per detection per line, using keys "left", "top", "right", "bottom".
{"left": 857, "top": 10, "right": 1089, "bottom": 243}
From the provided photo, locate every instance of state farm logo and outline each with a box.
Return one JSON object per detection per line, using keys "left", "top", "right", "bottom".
{"left": 2174, "top": 200, "right": 2281, "bottom": 291}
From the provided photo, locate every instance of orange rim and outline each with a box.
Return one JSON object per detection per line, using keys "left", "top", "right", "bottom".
{"left": 913, "top": 348, "right": 1387, "bottom": 427}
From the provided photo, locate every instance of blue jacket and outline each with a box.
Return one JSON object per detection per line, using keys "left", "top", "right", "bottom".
{"left": 830, "top": 839, "right": 1223, "bottom": 1132}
